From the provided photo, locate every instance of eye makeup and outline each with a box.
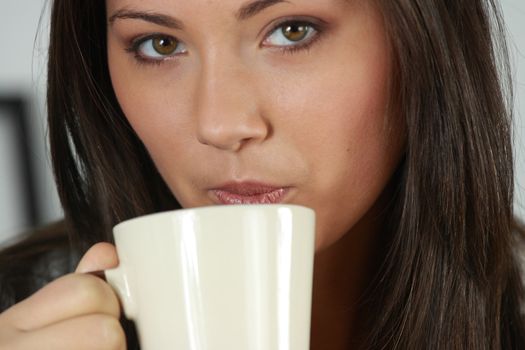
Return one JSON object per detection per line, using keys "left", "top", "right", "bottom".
{"left": 123, "top": 16, "right": 329, "bottom": 66}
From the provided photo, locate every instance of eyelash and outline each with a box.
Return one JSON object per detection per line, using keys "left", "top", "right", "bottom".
{"left": 125, "top": 18, "right": 325, "bottom": 66}
{"left": 264, "top": 18, "right": 324, "bottom": 55}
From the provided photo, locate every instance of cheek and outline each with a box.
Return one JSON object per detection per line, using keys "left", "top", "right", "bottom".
{"left": 108, "top": 46, "right": 193, "bottom": 162}
{"left": 266, "top": 31, "right": 400, "bottom": 250}
{"left": 108, "top": 34, "right": 189, "bottom": 135}
{"left": 108, "top": 79, "right": 186, "bottom": 208}
{"left": 108, "top": 50, "right": 211, "bottom": 208}
{"left": 269, "top": 33, "right": 394, "bottom": 178}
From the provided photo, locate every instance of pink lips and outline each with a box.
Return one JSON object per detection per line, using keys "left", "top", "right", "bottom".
{"left": 210, "top": 182, "right": 289, "bottom": 205}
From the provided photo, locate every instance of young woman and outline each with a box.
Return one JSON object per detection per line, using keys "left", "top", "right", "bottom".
{"left": 0, "top": 0, "right": 524, "bottom": 348}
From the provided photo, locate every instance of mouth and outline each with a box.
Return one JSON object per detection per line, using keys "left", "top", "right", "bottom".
{"left": 209, "top": 182, "right": 291, "bottom": 205}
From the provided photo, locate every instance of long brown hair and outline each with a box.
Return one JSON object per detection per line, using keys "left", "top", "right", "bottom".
{"left": 363, "top": 0, "right": 525, "bottom": 348}
{"left": 47, "top": 0, "right": 525, "bottom": 348}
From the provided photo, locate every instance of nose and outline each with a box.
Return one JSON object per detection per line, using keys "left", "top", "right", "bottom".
{"left": 194, "top": 56, "right": 269, "bottom": 152}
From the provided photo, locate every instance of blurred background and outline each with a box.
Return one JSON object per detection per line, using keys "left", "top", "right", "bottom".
{"left": 0, "top": 1, "right": 524, "bottom": 246}
{"left": 0, "top": 1, "right": 60, "bottom": 246}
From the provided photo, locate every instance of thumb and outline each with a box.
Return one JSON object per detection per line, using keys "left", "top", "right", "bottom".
{"left": 75, "top": 242, "right": 119, "bottom": 273}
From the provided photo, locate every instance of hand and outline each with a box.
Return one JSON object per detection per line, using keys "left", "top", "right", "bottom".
{"left": 0, "top": 243, "right": 126, "bottom": 349}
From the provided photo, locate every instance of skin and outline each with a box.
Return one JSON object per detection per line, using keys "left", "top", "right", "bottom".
{"left": 0, "top": 244, "right": 125, "bottom": 349}
{"left": 106, "top": 0, "right": 401, "bottom": 253}
{"left": 106, "top": 0, "right": 404, "bottom": 348}
{"left": 0, "top": 0, "right": 404, "bottom": 349}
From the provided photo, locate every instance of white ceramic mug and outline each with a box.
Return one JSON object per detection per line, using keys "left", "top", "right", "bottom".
{"left": 104, "top": 204, "right": 316, "bottom": 350}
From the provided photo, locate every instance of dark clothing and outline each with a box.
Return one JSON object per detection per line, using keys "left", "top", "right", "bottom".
{"left": 0, "top": 221, "right": 140, "bottom": 349}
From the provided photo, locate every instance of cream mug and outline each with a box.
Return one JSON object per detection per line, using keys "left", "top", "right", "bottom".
{"left": 104, "top": 204, "right": 316, "bottom": 350}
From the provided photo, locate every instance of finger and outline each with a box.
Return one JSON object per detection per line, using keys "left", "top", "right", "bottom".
{"left": 3, "top": 273, "right": 121, "bottom": 332}
{"left": 8, "top": 314, "right": 126, "bottom": 350}
{"left": 75, "top": 242, "right": 119, "bottom": 274}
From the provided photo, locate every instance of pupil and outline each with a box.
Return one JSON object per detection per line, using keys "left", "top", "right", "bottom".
{"left": 284, "top": 24, "right": 308, "bottom": 41}
{"left": 159, "top": 39, "right": 171, "bottom": 47}
{"left": 153, "top": 37, "right": 177, "bottom": 54}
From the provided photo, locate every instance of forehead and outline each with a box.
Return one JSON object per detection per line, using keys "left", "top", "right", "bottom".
{"left": 106, "top": 0, "right": 353, "bottom": 18}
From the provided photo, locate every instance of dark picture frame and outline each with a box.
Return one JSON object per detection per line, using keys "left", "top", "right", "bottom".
{"left": 0, "top": 96, "right": 38, "bottom": 228}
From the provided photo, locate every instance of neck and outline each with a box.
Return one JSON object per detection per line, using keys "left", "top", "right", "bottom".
{"left": 309, "top": 199, "right": 389, "bottom": 350}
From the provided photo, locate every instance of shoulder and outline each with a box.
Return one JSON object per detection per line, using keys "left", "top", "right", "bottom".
{"left": 0, "top": 220, "right": 79, "bottom": 312}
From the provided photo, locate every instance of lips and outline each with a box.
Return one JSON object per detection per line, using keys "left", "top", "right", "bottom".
{"left": 210, "top": 182, "right": 289, "bottom": 205}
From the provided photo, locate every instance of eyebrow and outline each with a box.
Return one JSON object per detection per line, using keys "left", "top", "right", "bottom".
{"left": 108, "top": 9, "right": 184, "bottom": 29}
{"left": 108, "top": 0, "right": 289, "bottom": 28}
{"left": 237, "top": 0, "right": 288, "bottom": 21}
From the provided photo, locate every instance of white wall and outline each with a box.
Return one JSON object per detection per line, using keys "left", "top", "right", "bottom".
{"left": 504, "top": 0, "right": 525, "bottom": 219}
{"left": 0, "top": 2, "right": 524, "bottom": 243}
{"left": 0, "top": 1, "right": 61, "bottom": 243}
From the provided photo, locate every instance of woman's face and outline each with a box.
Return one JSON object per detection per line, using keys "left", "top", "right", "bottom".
{"left": 106, "top": 0, "right": 404, "bottom": 251}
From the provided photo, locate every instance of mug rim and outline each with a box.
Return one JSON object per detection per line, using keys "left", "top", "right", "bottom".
{"left": 113, "top": 204, "right": 315, "bottom": 232}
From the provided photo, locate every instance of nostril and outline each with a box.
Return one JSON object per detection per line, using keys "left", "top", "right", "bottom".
{"left": 196, "top": 127, "right": 244, "bottom": 151}
{"left": 196, "top": 118, "right": 270, "bottom": 152}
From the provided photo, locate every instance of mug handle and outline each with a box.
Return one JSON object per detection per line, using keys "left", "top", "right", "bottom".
{"left": 90, "top": 267, "right": 137, "bottom": 320}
